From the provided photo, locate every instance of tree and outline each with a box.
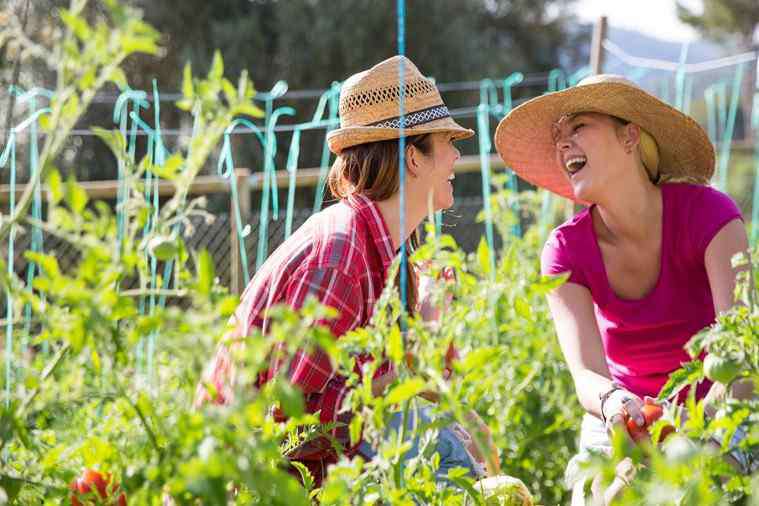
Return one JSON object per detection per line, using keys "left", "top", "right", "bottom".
{"left": 677, "top": 0, "right": 759, "bottom": 50}
{"left": 677, "top": 0, "right": 759, "bottom": 138}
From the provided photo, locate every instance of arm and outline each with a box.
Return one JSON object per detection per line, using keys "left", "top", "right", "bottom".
{"left": 546, "top": 282, "right": 646, "bottom": 431}
{"left": 546, "top": 282, "right": 614, "bottom": 418}
{"left": 283, "top": 266, "right": 396, "bottom": 398}
{"left": 704, "top": 218, "right": 753, "bottom": 401}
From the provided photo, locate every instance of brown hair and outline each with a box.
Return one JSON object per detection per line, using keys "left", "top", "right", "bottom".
{"left": 328, "top": 135, "right": 432, "bottom": 313}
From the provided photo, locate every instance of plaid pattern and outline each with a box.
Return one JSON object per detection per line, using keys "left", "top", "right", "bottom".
{"left": 196, "top": 194, "right": 395, "bottom": 465}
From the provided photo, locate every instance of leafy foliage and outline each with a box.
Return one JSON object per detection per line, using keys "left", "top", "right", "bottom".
{"left": 0, "top": 2, "right": 756, "bottom": 505}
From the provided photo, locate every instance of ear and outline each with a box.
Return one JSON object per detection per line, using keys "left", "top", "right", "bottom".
{"left": 623, "top": 123, "right": 641, "bottom": 153}
{"left": 405, "top": 143, "right": 421, "bottom": 178}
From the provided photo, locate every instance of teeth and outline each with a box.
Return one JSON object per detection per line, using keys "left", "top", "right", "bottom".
{"left": 565, "top": 156, "right": 587, "bottom": 173}
{"left": 448, "top": 175, "right": 455, "bottom": 181}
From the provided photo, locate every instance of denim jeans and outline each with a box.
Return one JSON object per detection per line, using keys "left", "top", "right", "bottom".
{"left": 357, "top": 406, "right": 482, "bottom": 481}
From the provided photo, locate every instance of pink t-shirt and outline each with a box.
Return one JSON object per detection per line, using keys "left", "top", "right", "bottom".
{"left": 541, "top": 183, "right": 743, "bottom": 400}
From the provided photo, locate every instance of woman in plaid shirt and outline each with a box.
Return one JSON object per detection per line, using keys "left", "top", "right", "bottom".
{"left": 195, "top": 56, "right": 494, "bottom": 486}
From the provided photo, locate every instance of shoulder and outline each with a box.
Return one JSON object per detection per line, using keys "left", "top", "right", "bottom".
{"left": 664, "top": 183, "right": 740, "bottom": 215}
{"left": 541, "top": 207, "right": 593, "bottom": 283}
{"left": 545, "top": 207, "right": 593, "bottom": 251}
{"left": 298, "top": 201, "right": 371, "bottom": 274}
{"left": 663, "top": 183, "right": 743, "bottom": 259}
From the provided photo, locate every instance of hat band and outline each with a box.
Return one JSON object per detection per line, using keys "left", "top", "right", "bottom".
{"left": 367, "top": 104, "right": 450, "bottom": 129}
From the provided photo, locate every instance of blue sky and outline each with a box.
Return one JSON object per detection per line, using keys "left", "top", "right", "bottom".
{"left": 573, "top": 0, "right": 702, "bottom": 42}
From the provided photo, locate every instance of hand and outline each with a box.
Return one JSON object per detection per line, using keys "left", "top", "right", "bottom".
{"left": 603, "top": 389, "right": 645, "bottom": 442}
{"left": 417, "top": 264, "right": 456, "bottom": 323}
{"left": 462, "top": 410, "right": 500, "bottom": 475}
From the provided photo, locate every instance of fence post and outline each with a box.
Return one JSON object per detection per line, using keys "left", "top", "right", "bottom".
{"left": 230, "top": 168, "right": 251, "bottom": 295}
{"left": 590, "top": 16, "right": 607, "bottom": 76}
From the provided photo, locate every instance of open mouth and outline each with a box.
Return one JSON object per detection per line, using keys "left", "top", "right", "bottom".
{"left": 447, "top": 174, "right": 455, "bottom": 183}
{"left": 564, "top": 156, "right": 587, "bottom": 177}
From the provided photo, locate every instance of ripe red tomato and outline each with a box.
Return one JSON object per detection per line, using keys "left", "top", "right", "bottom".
{"left": 625, "top": 402, "right": 674, "bottom": 443}
{"left": 70, "top": 469, "right": 127, "bottom": 506}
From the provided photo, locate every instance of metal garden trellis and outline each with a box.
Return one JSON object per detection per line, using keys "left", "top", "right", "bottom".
{"left": 0, "top": 14, "right": 758, "bottom": 411}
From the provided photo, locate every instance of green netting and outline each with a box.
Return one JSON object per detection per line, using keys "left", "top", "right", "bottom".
{"left": 2, "top": 36, "right": 758, "bottom": 400}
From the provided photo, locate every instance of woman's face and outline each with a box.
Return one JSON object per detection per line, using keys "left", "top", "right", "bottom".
{"left": 411, "top": 132, "right": 461, "bottom": 211}
{"left": 552, "top": 112, "right": 629, "bottom": 202}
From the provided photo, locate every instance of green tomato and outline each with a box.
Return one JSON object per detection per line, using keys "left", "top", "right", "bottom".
{"left": 703, "top": 354, "right": 741, "bottom": 384}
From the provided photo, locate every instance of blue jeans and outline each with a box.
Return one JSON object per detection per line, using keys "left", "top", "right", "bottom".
{"left": 357, "top": 407, "right": 481, "bottom": 481}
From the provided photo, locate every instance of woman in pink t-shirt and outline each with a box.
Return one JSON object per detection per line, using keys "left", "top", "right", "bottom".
{"left": 494, "top": 74, "right": 750, "bottom": 503}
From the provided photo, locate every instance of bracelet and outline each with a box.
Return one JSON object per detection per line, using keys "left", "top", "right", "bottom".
{"left": 599, "top": 382, "right": 624, "bottom": 425}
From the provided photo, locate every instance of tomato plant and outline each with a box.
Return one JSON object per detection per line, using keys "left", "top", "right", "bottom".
{"left": 70, "top": 469, "right": 127, "bottom": 506}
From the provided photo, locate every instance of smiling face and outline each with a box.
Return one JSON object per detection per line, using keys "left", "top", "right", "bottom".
{"left": 409, "top": 132, "right": 461, "bottom": 211}
{"left": 552, "top": 112, "right": 636, "bottom": 202}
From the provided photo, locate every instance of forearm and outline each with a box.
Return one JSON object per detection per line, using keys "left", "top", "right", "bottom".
{"left": 573, "top": 367, "right": 617, "bottom": 419}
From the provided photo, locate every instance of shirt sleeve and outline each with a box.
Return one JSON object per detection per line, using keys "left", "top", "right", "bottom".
{"left": 541, "top": 230, "right": 589, "bottom": 288}
{"left": 687, "top": 186, "right": 743, "bottom": 264}
{"left": 282, "top": 266, "right": 363, "bottom": 395}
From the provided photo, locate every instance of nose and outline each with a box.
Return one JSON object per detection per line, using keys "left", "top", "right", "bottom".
{"left": 555, "top": 134, "right": 572, "bottom": 152}
{"left": 453, "top": 144, "right": 461, "bottom": 160}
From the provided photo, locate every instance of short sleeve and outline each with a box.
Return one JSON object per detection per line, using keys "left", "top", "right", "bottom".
{"left": 541, "top": 230, "right": 589, "bottom": 288}
{"left": 282, "top": 266, "right": 363, "bottom": 394}
{"left": 687, "top": 186, "right": 743, "bottom": 262}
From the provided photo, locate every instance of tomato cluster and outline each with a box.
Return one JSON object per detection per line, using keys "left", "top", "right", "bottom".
{"left": 624, "top": 401, "right": 675, "bottom": 444}
{"left": 70, "top": 469, "right": 127, "bottom": 506}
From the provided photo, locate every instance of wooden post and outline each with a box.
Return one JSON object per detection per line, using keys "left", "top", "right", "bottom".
{"left": 230, "top": 168, "right": 251, "bottom": 295}
{"left": 590, "top": 16, "right": 608, "bottom": 76}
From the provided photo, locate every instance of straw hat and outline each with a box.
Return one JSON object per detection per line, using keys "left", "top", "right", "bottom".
{"left": 327, "top": 56, "right": 474, "bottom": 154}
{"left": 494, "top": 74, "right": 715, "bottom": 201}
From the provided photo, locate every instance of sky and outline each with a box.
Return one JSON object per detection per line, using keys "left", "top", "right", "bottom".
{"left": 573, "top": 0, "right": 702, "bottom": 42}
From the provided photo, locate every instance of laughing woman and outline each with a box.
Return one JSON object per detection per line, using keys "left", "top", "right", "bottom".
{"left": 494, "top": 75, "right": 752, "bottom": 504}
{"left": 194, "top": 56, "right": 495, "bottom": 486}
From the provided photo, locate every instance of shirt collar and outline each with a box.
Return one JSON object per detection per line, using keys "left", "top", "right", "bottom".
{"left": 346, "top": 193, "right": 395, "bottom": 273}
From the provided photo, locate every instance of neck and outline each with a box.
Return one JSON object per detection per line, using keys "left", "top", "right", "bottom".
{"left": 594, "top": 170, "right": 661, "bottom": 242}
{"left": 374, "top": 192, "right": 427, "bottom": 251}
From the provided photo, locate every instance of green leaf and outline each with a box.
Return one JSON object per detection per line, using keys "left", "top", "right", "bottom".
{"left": 91, "top": 349, "right": 101, "bottom": 373}
{"left": 514, "top": 296, "right": 532, "bottom": 320}
{"left": 91, "top": 127, "right": 127, "bottom": 158}
{"left": 24, "top": 252, "right": 61, "bottom": 279}
{"left": 385, "top": 378, "right": 425, "bottom": 404}
{"left": 109, "top": 67, "right": 128, "bottom": 89}
{"left": 77, "top": 68, "right": 96, "bottom": 91}
{"left": 209, "top": 50, "right": 224, "bottom": 83}
{"left": 222, "top": 78, "right": 237, "bottom": 105}
{"left": 387, "top": 325, "right": 403, "bottom": 365}
{"left": 61, "top": 93, "right": 80, "bottom": 121}
{"left": 149, "top": 153, "right": 183, "bottom": 181}
{"left": 657, "top": 360, "right": 703, "bottom": 401}
{"left": 65, "top": 176, "right": 89, "bottom": 214}
{"left": 196, "top": 249, "right": 214, "bottom": 296}
{"left": 233, "top": 102, "right": 265, "bottom": 118}
{"left": 45, "top": 169, "right": 64, "bottom": 205}
{"left": 275, "top": 381, "right": 304, "bottom": 418}
{"left": 182, "top": 62, "right": 194, "bottom": 100}
{"left": 120, "top": 35, "right": 158, "bottom": 55}
{"left": 60, "top": 9, "right": 91, "bottom": 40}
{"left": 476, "top": 237, "right": 492, "bottom": 276}
{"left": 349, "top": 413, "right": 363, "bottom": 447}
{"left": 290, "top": 461, "right": 315, "bottom": 493}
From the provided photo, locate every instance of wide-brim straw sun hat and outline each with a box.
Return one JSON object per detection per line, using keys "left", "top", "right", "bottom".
{"left": 327, "top": 56, "right": 474, "bottom": 154}
{"left": 494, "top": 74, "right": 715, "bottom": 201}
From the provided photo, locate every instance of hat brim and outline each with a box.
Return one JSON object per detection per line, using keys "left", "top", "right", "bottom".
{"left": 494, "top": 81, "right": 715, "bottom": 202}
{"left": 328, "top": 116, "right": 474, "bottom": 154}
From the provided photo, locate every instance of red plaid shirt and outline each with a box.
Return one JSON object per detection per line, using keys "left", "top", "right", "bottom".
{"left": 196, "top": 194, "right": 395, "bottom": 462}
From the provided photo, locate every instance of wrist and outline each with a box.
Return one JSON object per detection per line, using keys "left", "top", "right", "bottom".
{"left": 599, "top": 382, "right": 624, "bottom": 424}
